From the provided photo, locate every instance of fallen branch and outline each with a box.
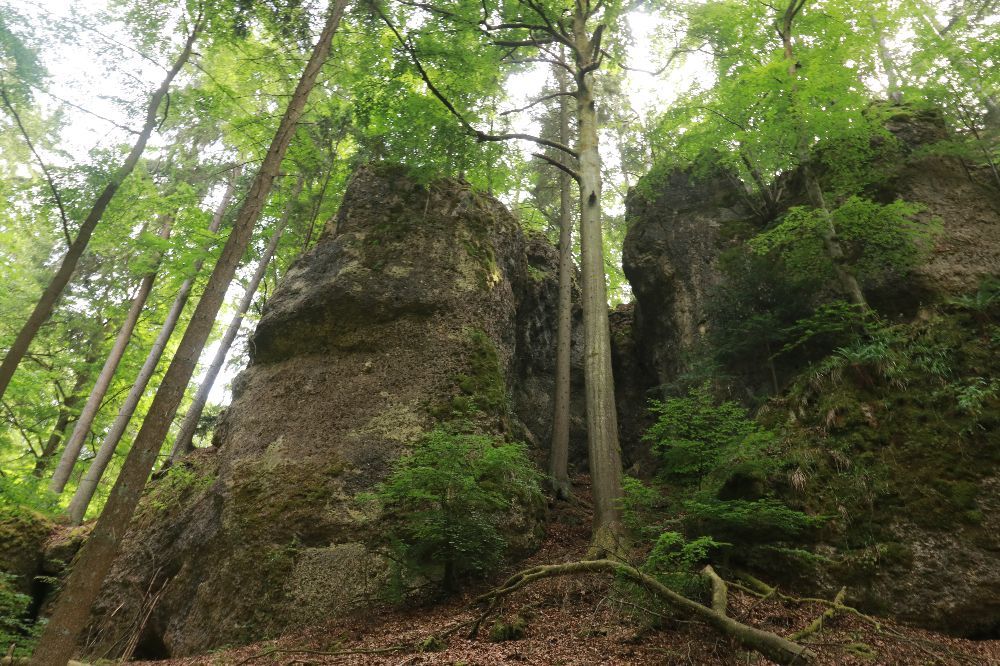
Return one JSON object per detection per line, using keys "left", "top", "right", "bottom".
{"left": 791, "top": 587, "right": 846, "bottom": 641}
{"left": 475, "top": 559, "right": 815, "bottom": 664}
{"left": 732, "top": 573, "right": 881, "bottom": 630}
{"left": 702, "top": 565, "right": 728, "bottom": 616}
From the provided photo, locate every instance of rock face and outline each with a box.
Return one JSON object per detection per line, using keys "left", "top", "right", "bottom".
{"left": 620, "top": 112, "right": 1000, "bottom": 637}
{"left": 622, "top": 169, "right": 754, "bottom": 392}
{"left": 622, "top": 111, "right": 1000, "bottom": 398}
{"left": 86, "top": 166, "right": 563, "bottom": 658}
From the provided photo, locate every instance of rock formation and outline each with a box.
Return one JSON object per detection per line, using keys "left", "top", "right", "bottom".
{"left": 84, "top": 165, "right": 566, "bottom": 658}
{"left": 619, "top": 110, "right": 1000, "bottom": 637}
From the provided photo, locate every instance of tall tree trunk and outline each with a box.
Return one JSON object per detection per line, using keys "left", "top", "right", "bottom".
{"left": 66, "top": 167, "right": 241, "bottom": 525}
{"left": 49, "top": 217, "right": 173, "bottom": 494}
{"left": 572, "top": 9, "right": 625, "bottom": 557}
{"left": 165, "top": 175, "right": 302, "bottom": 467}
{"left": 549, "top": 54, "right": 574, "bottom": 501}
{"left": 780, "top": 2, "right": 867, "bottom": 310}
{"left": 33, "top": 4, "right": 347, "bottom": 661}
{"left": 0, "top": 19, "right": 201, "bottom": 403}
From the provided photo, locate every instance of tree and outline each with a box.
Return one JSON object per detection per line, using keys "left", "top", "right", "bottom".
{"left": 0, "top": 13, "right": 203, "bottom": 402}
{"left": 31, "top": 2, "right": 348, "bottom": 660}
{"left": 548, "top": 53, "right": 574, "bottom": 501}
{"left": 376, "top": 0, "right": 628, "bottom": 555}
{"left": 164, "top": 174, "right": 302, "bottom": 468}
{"left": 65, "top": 165, "right": 242, "bottom": 524}
{"left": 47, "top": 216, "right": 173, "bottom": 494}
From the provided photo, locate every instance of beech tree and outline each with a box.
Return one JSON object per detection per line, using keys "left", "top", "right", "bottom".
{"left": 164, "top": 174, "right": 302, "bottom": 467}
{"left": 32, "top": 1, "right": 348, "bottom": 660}
{"left": 373, "top": 0, "right": 629, "bottom": 553}
{"left": 0, "top": 13, "right": 203, "bottom": 402}
{"left": 65, "top": 166, "right": 242, "bottom": 524}
{"left": 47, "top": 216, "right": 173, "bottom": 494}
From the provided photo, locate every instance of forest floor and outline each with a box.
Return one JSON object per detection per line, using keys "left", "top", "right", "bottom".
{"left": 129, "top": 478, "right": 1000, "bottom": 666}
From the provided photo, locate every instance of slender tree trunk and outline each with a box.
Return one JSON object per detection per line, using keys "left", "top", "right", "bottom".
{"left": 66, "top": 167, "right": 241, "bottom": 525}
{"left": 549, "top": 55, "right": 574, "bottom": 501}
{"left": 572, "top": 9, "right": 625, "bottom": 557}
{"left": 33, "top": 5, "right": 347, "bottom": 661}
{"left": 780, "top": 3, "right": 867, "bottom": 310}
{"left": 870, "top": 15, "right": 902, "bottom": 104}
{"left": 0, "top": 19, "right": 201, "bottom": 403}
{"left": 166, "top": 175, "right": 302, "bottom": 466}
{"left": 33, "top": 377, "right": 88, "bottom": 478}
{"left": 49, "top": 217, "right": 173, "bottom": 494}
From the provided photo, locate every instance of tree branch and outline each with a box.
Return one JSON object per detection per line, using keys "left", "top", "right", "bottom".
{"left": 371, "top": 0, "right": 578, "bottom": 158}
{"left": 0, "top": 76, "right": 73, "bottom": 246}
{"left": 475, "top": 559, "right": 815, "bottom": 664}
{"left": 500, "top": 91, "right": 576, "bottom": 116}
{"left": 533, "top": 152, "right": 580, "bottom": 182}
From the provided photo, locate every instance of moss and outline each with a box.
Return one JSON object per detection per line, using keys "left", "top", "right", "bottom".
{"left": 132, "top": 459, "right": 217, "bottom": 533}
{"left": 489, "top": 615, "right": 528, "bottom": 642}
{"left": 726, "top": 307, "right": 999, "bottom": 587}
{"left": 526, "top": 265, "right": 548, "bottom": 283}
{"left": 0, "top": 506, "right": 52, "bottom": 594}
{"left": 452, "top": 328, "right": 509, "bottom": 420}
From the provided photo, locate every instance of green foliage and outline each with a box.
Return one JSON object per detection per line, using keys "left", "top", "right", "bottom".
{"left": 749, "top": 197, "right": 935, "bottom": 289}
{"left": 949, "top": 276, "right": 1000, "bottom": 318}
{"left": 635, "top": 385, "right": 823, "bottom": 573}
{"left": 682, "top": 499, "right": 823, "bottom": 544}
{"left": 0, "top": 572, "right": 38, "bottom": 657}
{"left": 369, "top": 426, "right": 542, "bottom": 591}
{"left": 643, "top": 383, "right": 768, "bottom": 481}
{"left": 640, "top": 531, "right": 727, "bottom": 597}
{"left": 0, "top": 475, "right": 59, "bottom": 515}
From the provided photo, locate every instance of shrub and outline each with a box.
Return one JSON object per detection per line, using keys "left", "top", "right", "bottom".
{"left": 640, "top": 386, "right": 822, "bottom": 569}
{"left": 641, "top": 531, "right": 727, "bottom": 598}
{"left": 0, "top": 572, "right": 37, "bottom": 658}
{"left": 370, "top": 426, "right": 542, "bottom": 591}
{"left": 643, "top": 383, "right": 767, "bottom": 481}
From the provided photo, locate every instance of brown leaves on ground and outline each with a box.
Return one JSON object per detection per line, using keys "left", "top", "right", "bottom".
{"left": 130, "top": 479, "right": 999, "bottom": 666}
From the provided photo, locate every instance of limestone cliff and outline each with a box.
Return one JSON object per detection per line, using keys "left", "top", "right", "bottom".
{"left": 620, "top": 111, "right": 1000, "bottom": 637}
{"left": 84, "top": 166, "right": 564, "bottom": 658}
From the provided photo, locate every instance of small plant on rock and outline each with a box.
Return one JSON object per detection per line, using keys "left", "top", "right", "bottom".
{"left": 369, "top": 425, "right": 542, "bottom": 592}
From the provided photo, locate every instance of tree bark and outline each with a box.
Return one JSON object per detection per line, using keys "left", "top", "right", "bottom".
{"left": 572, "top": 8, "right": 625, "bottom": 557}
{"left": 0, "top": 18, "right": 201, "bottom": 403}
{"left": 870, "top": 15, "right": 902, "bottom": 104}
{"left": 49, "top": 217, "right": 173, "bottom": 494}
{"left": 549, "top": 53, "right": 574, "bottom": 501}
{"left": 32, "top": 4, "right": 347, "bottom": 661}
{"left": 166, "top": 174, "right": 302, "bottom": 466}
{"left": 65, "top": 167, "right": 241, "bottom": 525}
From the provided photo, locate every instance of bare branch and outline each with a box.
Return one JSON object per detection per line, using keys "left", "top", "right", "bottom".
{"left": 533, "top": 152, "right": 581, "bottom": 183}
{"left": 0, "top": 76, "right": 73, "bottom": 246}
{"left": 500, "top": 91, "right": 576, "bottom": 116}
{"left": 493, "top": 37, "right": 558, "bottom": 47}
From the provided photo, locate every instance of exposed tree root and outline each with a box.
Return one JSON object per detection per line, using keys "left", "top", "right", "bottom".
{"left": 474, "top": 559, "right": 815, "bottom": 664}
{"left": 733, "top": 573, "right": 881, "bottom": 630}
{"left": 702, "top": 565, "right": 728, "bottom": 615}
{"left": 790, "top": 587, "right": 846, "bottom": 641}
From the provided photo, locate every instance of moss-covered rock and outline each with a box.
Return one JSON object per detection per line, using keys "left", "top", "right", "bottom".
{"left": 87, "top": 165, "right": 551, "bottom": 659}
{"left": 0, "top": 506, "right": 53, "bottom": 597}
